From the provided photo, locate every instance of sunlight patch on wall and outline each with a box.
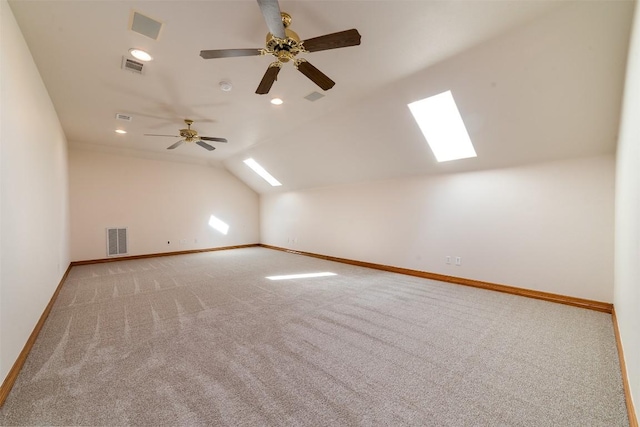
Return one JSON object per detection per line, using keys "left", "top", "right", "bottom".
{"left": 208, "top": 215, "right": 230, "bottom": 235}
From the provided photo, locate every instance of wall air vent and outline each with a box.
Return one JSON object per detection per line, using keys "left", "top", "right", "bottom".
{"left": 107, "top": 227, "right": 128, "bottom": 256}
{"left": 304, "top": 91, "right": 325, "bottom": 102}
{"left": 122, "top": 57, "right": 145, "bottom": 74}
{"left": 130, "top": 11, "right": 163, "bottom": 40}
{"left": 115, "top": 113, "right": 133, "bottom": 122}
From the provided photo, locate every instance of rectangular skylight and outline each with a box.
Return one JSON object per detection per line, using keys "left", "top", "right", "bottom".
{"left": 266, "top": 272, "right": 337, "bottom": 281}
{"left": 243, "top": 158, "right": 282, "bottom": 186}
{"left": 408, "top": 90, "right": 477, "bottom": 162}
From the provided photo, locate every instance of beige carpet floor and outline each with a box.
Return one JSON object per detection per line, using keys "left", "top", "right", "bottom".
{"left": 0, "top": 247, "right": 629, "bottom": 426}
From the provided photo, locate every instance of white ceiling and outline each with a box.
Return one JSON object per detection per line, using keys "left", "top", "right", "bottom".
{"left": 9, "top": 0, "right": 635, "bottom": 194}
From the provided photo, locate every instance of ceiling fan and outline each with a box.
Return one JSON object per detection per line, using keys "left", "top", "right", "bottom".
{"left": 144, "top": 119, "right": 227, "bottom": 151}
{"left": 200, "top": 0, "right": 361, "bottom": 95}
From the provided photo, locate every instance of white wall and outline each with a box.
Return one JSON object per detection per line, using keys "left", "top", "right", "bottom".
{"left": 68, "top": 149, "right": 259, "bottom": 261}
{"left": 614, "top": 1, "right": 640, "bottom": 419}
{"left": 0, "top": 0, "right": 70, "bottom": 382}
{"left": 262, "top": 155, "right": 615, "bottom": 302}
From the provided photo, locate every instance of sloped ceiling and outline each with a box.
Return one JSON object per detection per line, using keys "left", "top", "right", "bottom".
{"left": 9, "top": 0, "right": 635, "bottom": 194}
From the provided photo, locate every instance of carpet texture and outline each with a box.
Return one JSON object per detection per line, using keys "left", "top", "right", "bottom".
{"left": 0, "top": 247, "right": 629, "bottom": 426}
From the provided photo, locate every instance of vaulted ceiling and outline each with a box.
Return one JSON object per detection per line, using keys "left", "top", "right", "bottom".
{"left": 9, "top": 0, "right": 635, "bottom": 193}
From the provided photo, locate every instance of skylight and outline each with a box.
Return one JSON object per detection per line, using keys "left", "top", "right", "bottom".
{"left": 208, "top": 215, "right": 229, "bottom": 235}
{"left": 243, "top": 158, "right": 282, "bottom": 186}
{"left": 408, "top": 90, "right": 477, "bottom": 162}
{"left": 266, "top": 272, "right": 337, "bottom": 280}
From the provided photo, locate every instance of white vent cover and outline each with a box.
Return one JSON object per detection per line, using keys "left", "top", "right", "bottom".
{"left": 122, "top": 57, "right": 145, "bottom": 74}
{"left": 115, "top": 113, "right": 133, "bottom": 121}
{"left": 130, "top": 11, "right": 163, "bottom": 40}
{"left": 107, "top": 228, "right": 128, "bottom": 256}
{"left": 304, "top": 91, "right": 325, "bottom": 102}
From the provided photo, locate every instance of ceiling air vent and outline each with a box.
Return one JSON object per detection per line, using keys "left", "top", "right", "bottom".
{"left": 122, "top": 57, "right": 145, "bottom": 74}
{"left": 130, "top": 11, "right": 163, "bottom": 40}
{"left": 304, "top": 91, "right": 325, "bottom": 102}
{"left": 115, "top": 113, "right": 133, "bottom": 122}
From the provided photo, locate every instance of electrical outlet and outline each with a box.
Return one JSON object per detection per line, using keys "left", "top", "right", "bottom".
{"left": 455, "top": 256, "right": 462, "bottom": 266}
{"left": 446, "top": 256, "right": 451, "bottom": 264}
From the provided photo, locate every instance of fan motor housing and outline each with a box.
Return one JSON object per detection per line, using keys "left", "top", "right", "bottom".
{"left": 179, "top": 129, "right": 198, "bottom": 139}
{"left": 265, "top": 28, "right": 302, "bottom": 62}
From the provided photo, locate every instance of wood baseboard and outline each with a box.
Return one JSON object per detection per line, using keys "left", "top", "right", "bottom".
{"left": 70, "top": 243, "right": 260, "bottom": 266}
{"left": 0, "top": 264, "right": 73, "bottom": 407}
{"left": 259, "top": 244, "right": 613, "bottom": 313}
{"left": 612, "top": 308, "right": 638, "bottom": 427}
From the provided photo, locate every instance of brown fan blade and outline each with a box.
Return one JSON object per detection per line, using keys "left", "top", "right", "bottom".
{"left": 257, "top": 0, "right": 286, "bottom": 39}
{"left": 145, "top": 134, "right": 180, "bottom": 138}
{"left": 200, "top": 48, "right": 262, "bottom": 59}
{"left": 296, "top": 61, "right": 335, "bottom": 91}
{"left": 302, "top": 29, "right": 361, "bottom": 53}
{"left": 167, "top": 140, "right": 185, "bottom": 150}
{"left": 256, "top": 66, "right": 281, "bottom": 95}
{"left": 200, "top": 136, "right": 228, "bottom": 143}
{"left": 196, "top": 140, "right": 216, "bottom": 151}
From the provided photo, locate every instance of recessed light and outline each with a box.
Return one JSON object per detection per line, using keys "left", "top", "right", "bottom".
{"left": 219, "top": 81, "right": 233, "bottom": 92}
{"left": 270, "top": 98, "right": 283, "bottom": 105}
{"left": 129, "top": 48, "right": 153, "bottom": 62}
{"left": 115, "top": 129, "right": 127, "bottom": 134}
